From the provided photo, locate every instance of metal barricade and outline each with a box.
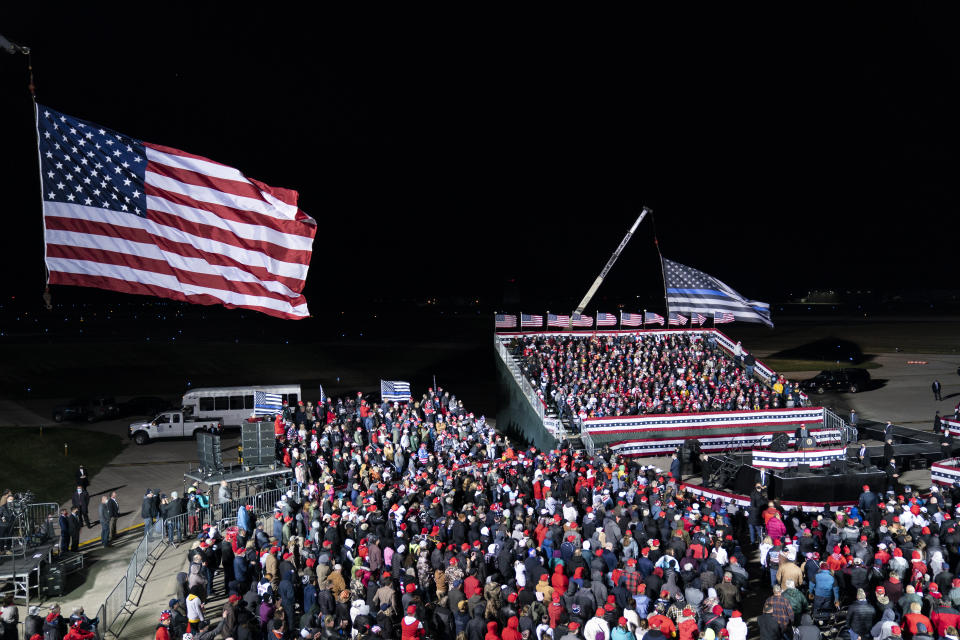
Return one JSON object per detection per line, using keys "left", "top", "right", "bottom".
{"left": 92, "top": 603, "right": 107, "bottom": 640}
{"left": 91, "top": 486, "right": 289, "bottom": 638}
{"left": 103, "top": 576, "right": 127, "bottom": 635}
{"left": 581, "top": 430, "right": 596, "bottom": 458}
{"left": 494, "top": 336, "right": 547, "bottom": 422}
{"left": 124, "top": 538, "right": 143, "bottom": 601}
{"left": 23, "top": 502, "right": 60, "bottom": 545}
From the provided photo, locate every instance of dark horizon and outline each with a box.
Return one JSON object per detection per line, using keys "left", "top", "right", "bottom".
{"left": 2, "top": 7, "right": 958, "bottom": 315}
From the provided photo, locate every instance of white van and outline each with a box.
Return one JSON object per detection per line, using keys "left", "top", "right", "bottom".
{"left": 181, "top": 384, "right": 301, "bottom": 428}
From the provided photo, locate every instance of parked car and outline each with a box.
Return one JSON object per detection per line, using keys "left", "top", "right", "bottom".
{"left": 52, "top": 396, "right": 120, "bottom": 422}
{"left": 118, "top": 396, "right": 173, "bottom": 418}
{"left": 128, "top": 411, "right": 221, "bottom": 445}
{"left": 799, "top": 368, "right": 872, "bottom": 394}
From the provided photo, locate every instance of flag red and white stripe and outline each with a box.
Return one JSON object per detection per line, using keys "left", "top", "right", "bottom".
{"left": 521, "top": 313, "right": 543, "bottom": 327}
{"left": 596, "top": 312, "right": 617, "bottom": 326}
{"left": 621, "top": 312, "right": 643, "bottom": 327}
{"left": 668, "top": 312, "right": 688, "bottom": 326}
{"left": 495, "top": 314, "right": 517, "bottom": 328}
{"left": 37, "top": 105, "right": 316, "bottom": 320}
{"left": 571, "top": 314, "right": 593, "bottom": 327}
{"left": 547, "top": 314, "right": 570, "bottom": 327}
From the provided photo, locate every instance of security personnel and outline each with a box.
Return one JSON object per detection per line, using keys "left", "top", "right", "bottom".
{"left": 0, "top": 497, "right": 16, "bottom": 553}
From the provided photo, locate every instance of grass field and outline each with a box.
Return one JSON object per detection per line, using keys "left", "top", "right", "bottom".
{"left": 0, "top": 427, "right": 126, "bottom": 503}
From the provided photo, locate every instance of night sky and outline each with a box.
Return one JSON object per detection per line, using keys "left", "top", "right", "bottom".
{"left": 1, "top": 7, "right": 957, "bottom": 315}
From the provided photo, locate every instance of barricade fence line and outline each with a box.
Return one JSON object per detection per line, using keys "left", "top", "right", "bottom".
{"left": 93, "top": 603, "right": 106, "bottom": 640}
{"left": 94, "top": 485, "right": 291, "bottom": 638}
{"left": 103, "top": 576, "right": 127, "bottom": 635}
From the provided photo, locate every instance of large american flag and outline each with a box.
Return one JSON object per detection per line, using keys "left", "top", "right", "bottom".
{"left": 37, "top": 105, "right": 316, "bottom": 320}
{"left": 521, "top": 313, "right": 543, "bottom": 327}
{"left": 714, "top": 311, "right": 735, "bottom": 324}
{"left": 621, "top": 312, "right": 643, "bottom": 327}
{"left": 596, "top": 312, "right": 617, "bottom": 327}
{"left": 547, "top": 314, "right": 570, "bottom": 327}
{"left": 668, "top": 312, "right": 688, "bottom": 326}
{"left": 381, "top": 380, "right": 412, "bottom": 402}
{"left": 662, "top": 257, "right": 773, "bottom": 327}
{"left": 644, "top": 312, "right": 665, "bottom": 326}
{"left": 571, "top": 313, "right": 593, "bottom": 327}
{"left": 495, "top": 314, "right": 517, "bottom": 328}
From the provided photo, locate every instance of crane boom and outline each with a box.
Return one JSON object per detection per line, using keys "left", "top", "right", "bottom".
{"left": 571, "top": 207, "right": 651, "bottom": 322}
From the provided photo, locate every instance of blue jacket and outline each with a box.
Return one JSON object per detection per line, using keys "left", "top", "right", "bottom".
{"left": 813, "top": 570, "right": 839, "bottom": 600}
{"left": 233, "top": 555, "right": 248, "bottom": 584}
{"left": 238, "top": 506, "right": 254, "bottom": 532}
{"left": 611, "top": 626, "right": 636, "bottom": 640}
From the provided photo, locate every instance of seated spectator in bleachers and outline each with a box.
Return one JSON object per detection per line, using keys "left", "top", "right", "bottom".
{"left": 514, "top": 333, "right": 802, "bottom": 419}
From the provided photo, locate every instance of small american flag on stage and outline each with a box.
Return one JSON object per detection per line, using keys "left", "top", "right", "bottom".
{"left": 621, "top": 312, "right": 643, "bottom": 327}
{"left": 596, "top": 312, "right": 616, "bottom": 326}
{"left": 547, "top": 314, "right": 570, "bottom": 327}
{"left": 521, "top": 313, "right": 543, "bottom": 327}
{"left": 571, "top": 313, "right": 593, "bottom": 327}
{"left": 691, "top": 313, "right": 706, "bottom": 325}
{"left": 495, "top": 314, "right": 517, "bottom": 328}
{"left": 36, "top": 105, "right": 316, "bottom": 319}
{"left": 644, "top": 312, "right": 664, "bottom": 326}
{"left": 253, "top": 391, "right": 282, "bottom": 416}
{"left": 380, "top": 380, "right": 412, "bottom": 402}
{"left": 714, "top": 311, "right": 735, "bottom": 324}
{"left": 668, "top": 312, "right": 688, "bottom": 326}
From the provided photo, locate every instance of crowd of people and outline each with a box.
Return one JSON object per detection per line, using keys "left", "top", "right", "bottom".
{"left": 147, "top": 387, "right": 769, "bottom": 640}
{"left": 511, "top": 334, "right": 804, "bottom": 420}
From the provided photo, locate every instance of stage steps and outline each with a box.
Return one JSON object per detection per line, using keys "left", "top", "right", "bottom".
{"left": 707, "top": 446, "right": 745, "bottom": 487}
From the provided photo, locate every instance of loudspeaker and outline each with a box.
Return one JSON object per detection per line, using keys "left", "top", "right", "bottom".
{"left": 241, "top": 422, "right": 276, "bottom": 468}
{"left": 797, "top": 463, "right": 811, "bottom": 474}
{"left": 830, "top": 459, "right": 848, "bottom": 474}
{"left": 196, "top": 433, "right": 223, "bottom": 474}
{"left": 769, "top": 433, "right": 790, "bottom": 452}
{"left": 43, "top": 566, "right": 64, "bottom": 597}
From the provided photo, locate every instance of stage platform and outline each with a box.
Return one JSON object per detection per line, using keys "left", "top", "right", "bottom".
{"left": 0, "top": 539, "right": 55, "bottom": 602}
{"left": 184, "top": 464, "right": 291, "bottom": 488}
{"left": 706, "top": 448, "right": 894, "bottom": 504}
{"left": 849, "top": 419, "right": 957, "bottom": 468}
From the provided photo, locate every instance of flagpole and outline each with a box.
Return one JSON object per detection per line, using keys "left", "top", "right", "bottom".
{"left": 651, "top": 211, "right": 670, "bottom": 319}
{"left": 642, "top": 308, "right": 646, "bottom": 330}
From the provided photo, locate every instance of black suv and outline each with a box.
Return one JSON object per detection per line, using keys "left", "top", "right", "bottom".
{"left": 52, "top": 396, "right": 120, "bottom": 422}
{"left": 799, "top": 368, "right": 871, "bottom": 394}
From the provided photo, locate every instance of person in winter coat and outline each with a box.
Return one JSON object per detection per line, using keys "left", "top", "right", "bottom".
{"left": 401, "top": 605, "right": 425, "bottom": 640}
{"left": 726, "top": 611, "right": 747, "bottom": 640}
{"left": 154, "top": 611, "right": 173, "bottom": 640}
{"left": 847, "top": 589, "right": 876, "bottom": 640}
{"left": 63, "top": 620, "right": 95, "bottom": 640}
{"left": 485, "top": 620, "right": 501, "bottom": 640}
{"left": 502, "top": 616, "right": 522, "bottom": 640}
{"left": 551, "top": 564, "right": 569, "bottom": 593}
{"left": 610, "top": 617, "right": 636, "bottom": 640}
{"left": 584, "top": 608, "right": 611, "bottom": 640}
{"left": 794, "top": 614, "right": 821, "bottom": 640}
{"left": 23, "top": 606, "right": 44, "bottom": 640}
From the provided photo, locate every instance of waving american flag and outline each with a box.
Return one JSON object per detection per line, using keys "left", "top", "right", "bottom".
{"left": 37, "top": 105, "right": 316, "bottom": 319}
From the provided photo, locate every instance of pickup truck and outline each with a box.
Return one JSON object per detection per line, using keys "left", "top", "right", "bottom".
{"left": 128, "top": 411, "right": 221, "bottom": 445}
